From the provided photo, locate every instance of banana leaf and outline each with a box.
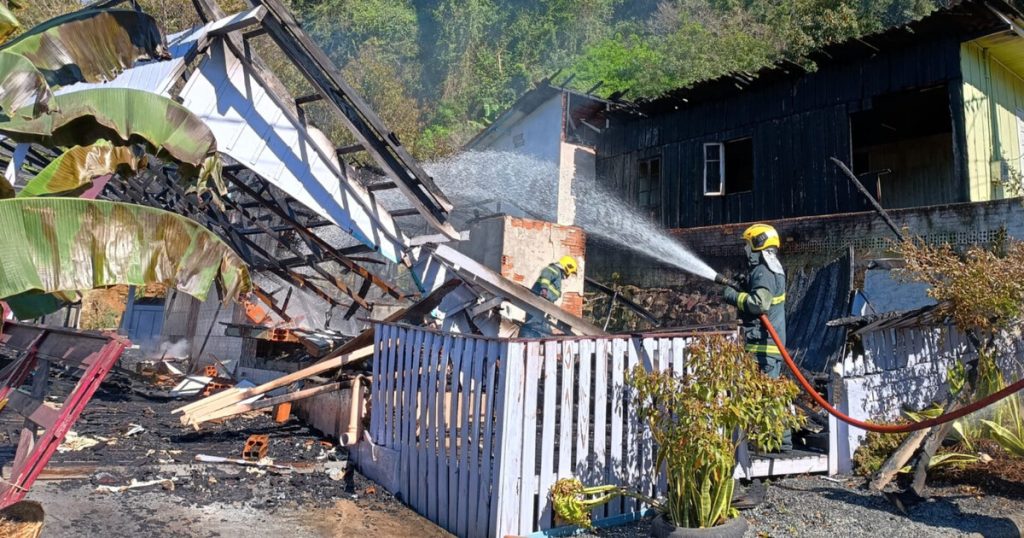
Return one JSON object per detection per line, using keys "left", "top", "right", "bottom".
{"left": 0, "top": 50, "right": 53, "bottom": 117}
{"left": 0, "top": 198, "right": 250, "bottom": 319}
{"left": 0, "top": 6, "right": 20, "bottom": 48}
{"left": 0, "top": 88, "right": 220, "bottom": 184}
{"left": 16, "top": 140, "right": 143, "bottom": 198}
{"left": 0, "top": 9, "right": 168, "bottom": 88}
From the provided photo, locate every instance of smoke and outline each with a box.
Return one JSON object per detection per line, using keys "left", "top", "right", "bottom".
{"left": 152, "top": 338, "right": 190, "bottom": 359}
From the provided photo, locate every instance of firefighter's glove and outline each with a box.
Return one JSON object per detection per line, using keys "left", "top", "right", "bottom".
{"left": 722, "top": 285, "right": 739, "bottom": 306}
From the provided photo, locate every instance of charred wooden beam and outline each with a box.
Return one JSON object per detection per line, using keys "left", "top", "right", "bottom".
{"left": 336, "top": 143, "right": 363, "bottom": 155}
{"left": 248, "top": 0, "right": 457, "bottom": 238}
{"left": 235, "top": 220, "right": 333, "bottom": 235}
{"left": 295, "top": 94, "right": 323, "bottom": 106}
{"left": 226, "top": 173, "right": 410, "bottom": 300}
{"left": 216, "top": 192, "right": 371, "bottom": 310}
{"left": 584, "top": 277, "right": 662, "bottom": 327}
{"left": 252, "top": 284, "right": 292, "bottom": 322}
{"left": 366, "top": 181, "right": 397, "bottom": 192}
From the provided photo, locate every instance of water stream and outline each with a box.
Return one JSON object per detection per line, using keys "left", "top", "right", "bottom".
{"left": 425, "top": 150, "right": 718, "bottom": 281}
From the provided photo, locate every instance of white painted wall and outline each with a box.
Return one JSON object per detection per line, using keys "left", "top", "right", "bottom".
{"left": 480, "top": 95, "right": 564, "bottom": 165}
{"left": 831, "top": 324, "right": 1024, "bottom": 473}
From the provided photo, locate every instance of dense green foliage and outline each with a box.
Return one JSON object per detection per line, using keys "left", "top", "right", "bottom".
{"left": 17, "top": 0, "right": 944, "bottom": 158}
{"left": 292, "top": 0, "right": 943, "bottom": 157}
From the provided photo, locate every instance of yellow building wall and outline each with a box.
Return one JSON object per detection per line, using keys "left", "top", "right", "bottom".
{"left": 962, "top": 40, "right": 1024, "bottom": 202}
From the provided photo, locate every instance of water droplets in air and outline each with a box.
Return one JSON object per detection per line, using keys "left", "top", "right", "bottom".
{"left": 425, "top": 150, "right": 717, "bottom": 281}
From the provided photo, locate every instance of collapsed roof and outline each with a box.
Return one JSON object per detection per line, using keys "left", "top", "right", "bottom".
{"left": 0, "top": 0, "right": 602, "bottom": 337}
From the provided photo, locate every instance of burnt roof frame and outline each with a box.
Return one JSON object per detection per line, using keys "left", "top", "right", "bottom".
{"left": 191, "top": 0, "right": 458, "bottom": 240}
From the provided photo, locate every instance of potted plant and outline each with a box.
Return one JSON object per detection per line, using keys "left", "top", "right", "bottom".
{"left": 552, "top": 335, "right": 803, "bottom": 536}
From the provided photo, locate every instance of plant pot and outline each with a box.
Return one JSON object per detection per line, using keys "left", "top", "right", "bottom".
{"left": 650, "top": 513, "right": 748, "bottom": 538}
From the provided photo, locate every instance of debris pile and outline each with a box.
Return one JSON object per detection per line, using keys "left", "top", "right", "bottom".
{"left": 0, "top": 370, "right": 373, "bottom": 511}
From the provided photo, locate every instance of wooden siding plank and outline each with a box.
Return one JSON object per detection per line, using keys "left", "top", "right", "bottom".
{"left": 446, "top": 337, "right": 465, "bottom": 533}
{"left": 423, "top": 332, "right": 442, "bottom": 522}
{"left": 519, "top": 341, "right": 543, "bottom": 533}
{"left": 383, "top": 324, "right": 397, "bottom": 447}
{"left": 407, "top": 329, "right": 425, "bottom": 511}
{"left": 625, "top": 339, "right": 640, "bottom": 513}
{"left": 558, "top": 340, "right": 577, "bottom": 481}
{"left": 435, "top": 334, "right": 453, "bottom": 532}
{"left": 672, "top": 337, "right": 684, "bottom": 378}
{"left": 537, "top": 340, "right": 559, "bottom": 529}
{"left": 397, "top": 328, "right": 411, "bottom": 499}
{"left": 491, "top": 341, "right": 524, "bottom": 538}
{"left": 592, "top": 338, "right": 609, "bottom": 521}
{"left": 476, "top": 340, "right": 500, "bottom": 537}
{"left": 468, "top": 339, "right": 487, "bottom": 538}
{"left": 609, "top": 337, "right": 626, "bottom": 516}
{"left": 370, "top": 324, "right": 384, "bottom": 442}
{"left": 456, "top": 337, "right": 476, "bottom": 538}
{"left": 576, "top": 338, "right": 593, "bottom": 480}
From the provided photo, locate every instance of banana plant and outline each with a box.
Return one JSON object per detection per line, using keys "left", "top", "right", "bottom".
{"left": 0, "top": 50, "right": 53, "bottom": 117}
{"left": 0, "top": 88, "right": 222, "bottom": 195}
{"left": 0, "top": 3, "right": 19, "bottom": 43}
{"left": 0, "top": 8, "right": 168, "bottom": 88}
{"left": 0, "top": 197, "right": 250, "bottom": 319}
{"left": 16, "top": 140, "right": 143, "bottom": 198}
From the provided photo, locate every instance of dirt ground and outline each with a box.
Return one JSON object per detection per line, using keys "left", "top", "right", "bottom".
{"left": 5, "top": 374, "right": 452, "bottom": 538}
{"left": 27, "top": 481, "right": 451, "bottom": 538}
{"left": 590, "top": 474, "right": 1024, "bottom": 538}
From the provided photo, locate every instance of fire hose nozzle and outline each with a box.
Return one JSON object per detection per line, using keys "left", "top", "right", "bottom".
{"left": 715, "top": 273, "right": 740, "bottom": 290}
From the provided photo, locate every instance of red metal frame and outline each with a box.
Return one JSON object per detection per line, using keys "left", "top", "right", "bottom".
{"left": 0, "top": 321, "right": 128, "bottom": 508}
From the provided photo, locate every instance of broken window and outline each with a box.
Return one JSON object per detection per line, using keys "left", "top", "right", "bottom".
{"left": 638, "top": 157, "right": 661, "bottom": 218}
{"left": 704, "top": 138, "right": 753, "bottom": 195}
{"left": 850, "top": 85, "right": 955, "bottom": 208}
{"left": 725, "top": 138, "right": 754, "bottom": 193}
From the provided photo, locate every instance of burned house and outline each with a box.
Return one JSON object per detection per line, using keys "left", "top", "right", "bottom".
{"left": 587, "top": 0, "right": 1024, "bottom": 281}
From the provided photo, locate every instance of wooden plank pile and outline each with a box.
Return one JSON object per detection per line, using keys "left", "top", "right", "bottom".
{"left": 174, "top": 346, "right": 372, "bottom": 427}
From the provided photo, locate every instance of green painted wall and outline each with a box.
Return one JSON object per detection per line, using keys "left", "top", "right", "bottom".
{"left": 961, "top": 40, "right": 1024, "bottom": 202}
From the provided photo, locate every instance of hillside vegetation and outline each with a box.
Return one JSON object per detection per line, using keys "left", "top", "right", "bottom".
{"left": 17, "top": 0, "right": 944, "bottom": 158}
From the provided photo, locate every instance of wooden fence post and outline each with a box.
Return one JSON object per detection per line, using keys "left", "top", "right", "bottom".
{"left": 490, "top": 340, "right": 524, "bottom": 537}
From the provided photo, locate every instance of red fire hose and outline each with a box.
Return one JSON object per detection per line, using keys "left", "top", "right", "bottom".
{"left": 760, "top": 314, "right": 1024, "bottom": 433}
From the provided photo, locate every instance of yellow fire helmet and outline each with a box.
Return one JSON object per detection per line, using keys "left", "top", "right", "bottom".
{"left": 742, "top": 223, "right": 781, "bottom": 252}
{"left": 559, "top": 255, "right": 579, "bottom": 276}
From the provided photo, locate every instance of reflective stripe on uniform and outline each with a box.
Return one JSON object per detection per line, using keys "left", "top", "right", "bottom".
{"left": 745, "top": 343, "right": 781, "bottom": 355}
{"left": 538, "top": 278, "right": 561, "bottom": 298}
{"left": 771, "top": 293, "right": 786, "bottom": 305}
{"left": 736, "top": 292, "right": 749, "bottom": 312}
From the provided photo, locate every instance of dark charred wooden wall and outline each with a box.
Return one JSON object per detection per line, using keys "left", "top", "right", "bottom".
{"left": 596, "top": 35, "right": 968, "bottom": 228}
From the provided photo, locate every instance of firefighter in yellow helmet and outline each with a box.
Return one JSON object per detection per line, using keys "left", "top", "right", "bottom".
{"left": 519, "top": 256, "right": 578, "bottom": 338}
{"left": 723, "top": 223, "right": 791, "bottom": 451}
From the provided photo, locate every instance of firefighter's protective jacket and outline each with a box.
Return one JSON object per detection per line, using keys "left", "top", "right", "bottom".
{"left": 722, "top": 252, "right": 786, "bottom": 357}
{"left": 531, "top": 263, "right": 564, "bottom": 303}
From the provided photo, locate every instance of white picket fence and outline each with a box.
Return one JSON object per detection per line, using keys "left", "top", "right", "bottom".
{"left": 366, "top": 323, "right": 736, "bottom": 537}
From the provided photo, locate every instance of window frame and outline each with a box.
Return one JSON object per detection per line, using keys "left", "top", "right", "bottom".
{"left": 703, "top": 142, "right": 725, "bottom": 196}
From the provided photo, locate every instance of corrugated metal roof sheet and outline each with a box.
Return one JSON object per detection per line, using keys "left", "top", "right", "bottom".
{"left": 178, "top": 39, "right": 407, "bottom": 264}
{"left": 785, "top": 248, "right": 854, "bottom": 372}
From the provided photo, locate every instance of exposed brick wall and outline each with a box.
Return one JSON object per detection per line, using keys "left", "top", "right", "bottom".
{"left": 462, "top": 215, "right": 587, "bottom": 317}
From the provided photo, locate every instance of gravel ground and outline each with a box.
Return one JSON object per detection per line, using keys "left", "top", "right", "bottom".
{"left": 587, "top": 475, "right": 1024, "bottom": 537}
